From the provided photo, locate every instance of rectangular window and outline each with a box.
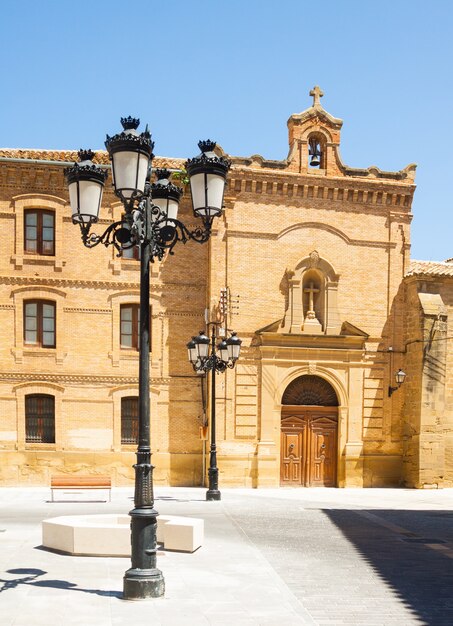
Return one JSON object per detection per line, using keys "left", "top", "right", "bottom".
{"left": 24, "top": 210, "right": 55, "bottom": 256}
{"left": 24, "top": 300, "right": 56, "bottom": 348}
{"left": 25, "top": 394, "right": 55, "bottom": 443}
{"left": 121, "top": 397, "right": 139, "bottom": 444}
{"left": 120, "top": 304, "right": 140, "bottom": 350}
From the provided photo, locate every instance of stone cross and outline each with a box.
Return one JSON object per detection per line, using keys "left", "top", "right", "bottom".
{"left": 310, "top": 85, "right": 324, "bottom": 107}
{"left": 304, "top": 281, "right": 320, "bottom": 312}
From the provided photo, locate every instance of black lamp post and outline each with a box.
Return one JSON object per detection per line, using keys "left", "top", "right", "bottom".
{"left": 187, "top": 325, "right": 241, "bottom": 500}
{"left": 65, "top": 118, "right": 231, "bottom": 601}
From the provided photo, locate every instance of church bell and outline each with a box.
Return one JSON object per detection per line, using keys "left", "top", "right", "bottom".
{"left": 309, "top": 153, "right": 321, "bottom": 167}
{"left": 309, "top": 138, "right": 322, "bottom": 167}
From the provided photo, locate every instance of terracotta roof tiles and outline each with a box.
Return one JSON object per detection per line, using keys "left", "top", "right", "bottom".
{"left": 406, "top": 260, "right": 453, "bottom": 278}
{"left": 0, "top": 148, "right": 184, "bottom": 170}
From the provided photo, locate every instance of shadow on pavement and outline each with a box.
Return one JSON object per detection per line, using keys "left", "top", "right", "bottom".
{"left": 324, "top": 509, "right": 453, "bottom": 625}
{"left": 0, "top": 568, "right": 121, "bottom": 598}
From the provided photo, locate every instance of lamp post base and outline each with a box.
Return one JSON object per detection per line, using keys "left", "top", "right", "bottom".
{"left": 123, "top": 568, "right": 165, "bottom": 600}
{"left": 206, "top": 489, "right": 221, "bottom": 501}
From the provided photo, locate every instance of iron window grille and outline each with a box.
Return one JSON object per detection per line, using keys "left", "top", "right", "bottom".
{"left": 25, "top": 394, "right": 55, "bottom": 443}
{"left": 121, "top": 397, "right": 139, "bottom": 444}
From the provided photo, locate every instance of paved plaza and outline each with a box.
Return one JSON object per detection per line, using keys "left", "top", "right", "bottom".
{"left": 2, "top": 487, "right": 453, "bottom": 625}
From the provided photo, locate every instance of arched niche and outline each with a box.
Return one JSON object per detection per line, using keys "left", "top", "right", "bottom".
{"left": 288, "top": 252, "right": 341, "bottom": 335}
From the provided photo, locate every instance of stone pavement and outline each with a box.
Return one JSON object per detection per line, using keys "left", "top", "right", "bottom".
{"left": 2, "top": 487, "right": 453, "bottom": 625}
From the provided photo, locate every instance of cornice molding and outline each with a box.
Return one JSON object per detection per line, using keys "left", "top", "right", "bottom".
{"left": 0, "top": 275, "right": 205, "bottom": 292}
{"left": 63, "top": 307, "right": 112, "bottom": 314}
{"left": 227, "top": 176, "right": 414, "bottom": 211}
{"left": 0, "top": 372, "right": 174, "bottom": 385}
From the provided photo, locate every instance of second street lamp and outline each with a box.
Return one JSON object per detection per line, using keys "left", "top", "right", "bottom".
{"left": 65, "top": 117, "right": 231, "bottom": 601}
{"left": 187, "top": 325, "right": 242, "bottom": 500}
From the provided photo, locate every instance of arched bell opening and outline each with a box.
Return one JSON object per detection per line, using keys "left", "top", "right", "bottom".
{"left": 280, "top": 375, "right": 338, "bottom": 487}
{"left": 308, "top": 132, "right": 326, "bottom": 169}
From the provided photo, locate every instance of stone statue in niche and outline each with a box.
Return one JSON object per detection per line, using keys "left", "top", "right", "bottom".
{"left": 303, "top": 276, "right": 323, "bottom": 334}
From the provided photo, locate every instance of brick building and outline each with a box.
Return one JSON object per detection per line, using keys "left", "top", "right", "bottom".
{"left": 0, "top": 87, "right": 450, "bottom": 488}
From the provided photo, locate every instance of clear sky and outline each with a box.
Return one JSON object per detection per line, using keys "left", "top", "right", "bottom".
{"left": 1, "top": 0, "right": 452, "bottom": 261}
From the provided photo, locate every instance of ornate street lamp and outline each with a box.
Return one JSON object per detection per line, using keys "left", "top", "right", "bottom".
{"left": 388, "top": 368, "right": 407, "bottom": 397}
{"left": 65, "top": 149, "right": 108, "bottom": 225}
{"left": 65, "top": 118, "right": 231, "bottom": 601}
{"left": 187, "top": 325, "right": 242, "bottom": 501}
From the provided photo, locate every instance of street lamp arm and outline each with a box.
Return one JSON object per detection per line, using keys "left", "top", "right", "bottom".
{"left": 78, "top": 219, "right": 135, "bottom": 254}
{"left": 191, "top": 353, "right": 229, "bottom": 374}
{"left": 77, "top": 201, "right": 214, "bottom": 261}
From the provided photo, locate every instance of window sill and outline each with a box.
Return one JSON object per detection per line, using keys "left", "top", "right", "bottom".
{"left": 24, "top": 443, "right": 56, "bottom": 450}
{"left": 12, "top": 254, "right": 66, "bottom": 271}
{"left": 24, "top": 346, "right": 57, "bottom": 353}
{"left": 12, "top": 347, "right": 66, "bottom": 365}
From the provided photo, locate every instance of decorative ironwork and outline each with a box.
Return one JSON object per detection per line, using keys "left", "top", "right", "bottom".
{"left": 77, "top": 198, "right": 213, "bottom": 260}
{"left": 65, "top": 154, "right": 108, "bottom": 191}
{"left": 186, "top": 140, "right": 232, "bottom": 178}
{"left": 105, "top": 117, "right": 154, "bottom": 155}
{"left": 282, "top": 375, "right": 338, "bottom": 406}
{"left": 25, "top": 394, "right": 55, "bottom": 443}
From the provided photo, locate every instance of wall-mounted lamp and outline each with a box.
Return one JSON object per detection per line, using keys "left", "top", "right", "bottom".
{"left": 388, "top": 369, "right": 407, "bottom": 397}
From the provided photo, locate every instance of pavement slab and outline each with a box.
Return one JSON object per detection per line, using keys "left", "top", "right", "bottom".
{"left": 1, "top": 487, "right": 453, "bottom": 625}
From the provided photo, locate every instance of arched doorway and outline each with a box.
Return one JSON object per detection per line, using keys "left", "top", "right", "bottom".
{"left": 280, "top": 375, "right": 339, "bottom": 487}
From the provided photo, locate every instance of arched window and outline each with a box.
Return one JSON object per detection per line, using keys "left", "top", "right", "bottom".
{"left": 121, "top": 397, "right": 138, "bottom": 444}
{"left": 25, "top": 394, "right": 55, "bottom": 443}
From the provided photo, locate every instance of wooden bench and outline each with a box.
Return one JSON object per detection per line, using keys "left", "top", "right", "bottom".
{"left": 50, "top": 475, "right": 112, "bottom": 502}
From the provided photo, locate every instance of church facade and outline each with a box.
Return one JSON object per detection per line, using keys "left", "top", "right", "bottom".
{"left": 0, "top": 87, "right": 451, "bottom": 488}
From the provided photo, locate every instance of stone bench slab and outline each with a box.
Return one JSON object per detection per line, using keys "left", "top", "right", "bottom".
{"left": 42, "top": 513, "right": 203, "bottom": 555}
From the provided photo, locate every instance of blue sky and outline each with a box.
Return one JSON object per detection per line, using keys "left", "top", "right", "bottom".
{"left": 1, "top": 0, "right": 452, "bottom": 261}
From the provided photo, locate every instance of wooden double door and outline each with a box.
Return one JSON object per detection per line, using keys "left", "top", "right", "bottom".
{"left": 280, "top": 406, "right": 338, "bottom": 487}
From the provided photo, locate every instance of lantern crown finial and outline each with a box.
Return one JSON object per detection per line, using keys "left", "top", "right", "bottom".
{"left": 121, "top": 116, "right": 140, "bottom": 131}
{"left": 155, "top": 168, "right": 172, "bottom": 181}
{"left": 78, "top": 148, "right": 96, "bottom": 162}
{"left": 198, "top": 139, "right": 217, "bottom": 153}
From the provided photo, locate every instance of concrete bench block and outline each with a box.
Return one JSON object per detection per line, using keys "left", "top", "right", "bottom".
{"left": 156, "top": 515, "right": 176, "bottom": 543}
{"left": 42, "top": 513, "right": 203, "bottom": 555}
{"left": 164, "top": 517, "right": 204, "bottom": 552}
{"left": 42, "top": 515, "right": 130, "bottom": 556}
